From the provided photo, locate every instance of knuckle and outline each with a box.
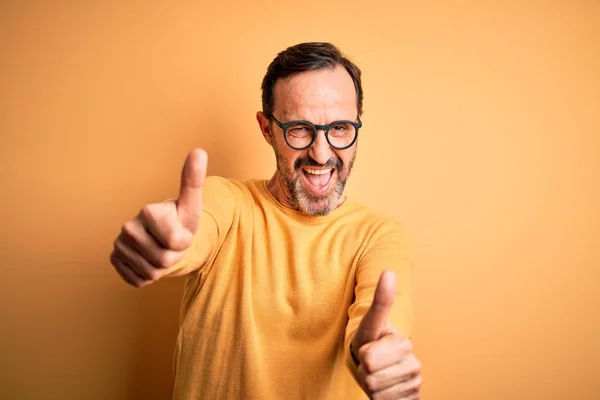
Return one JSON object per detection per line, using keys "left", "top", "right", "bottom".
{"left": 112, "top": 261, "right": 141, "bottom": 287}
{"left": 370, "top": 392, "right": 384, "bottom": 400}
{"left": 361, "top": 353, "right": 376, "bottom": 373}
{"left": 411, "top": 388, "right": 422, "bottom": 400}
{"left": 113, "top": 237, "right": 124, "bottom": 252}
{"left": 363, "top": 374, "right": 378, "bottom": 392}
{"left": 133, "top": 265, "right": 150, "bottom": 280}
{"left": 157, "top": 250, "right": 178, "bottom": 268}
{"left": 165, "top": 229, "right": 189, "bottom": 250}
{"left": 358, "top": 345, "right": 368, "bottom": 361}
{"left": 398, "top": 337, "right": 413, "bottom": 352}
{"left": 412, "top": 357, "right": 422, "bottom": 374}
{"left": 132, "top": 279, "right": 146, "bottom": 288}
{"left": 128, "top": 278, "right": 140, "bottom": 287}
{"left": 113, "top": 238, "right": 130, "bottom": 258}
{"left": 413, "top": 374, "right": 423, "bottom": 388}
{"left": 121, "top": 219, "right": 138, "bottom": 239}
{"left": 146, "top": 268, "right": 163, "bottom": 282}
{"left": 140, "top": 203, "right": 157, "bottom": 222}
{"left": 131, "top": 268, "right": 152, "bottom": 286}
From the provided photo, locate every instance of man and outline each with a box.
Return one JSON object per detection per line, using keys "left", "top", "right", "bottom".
{"left": 110, "top": 42, "right": 422, "bottom": 399}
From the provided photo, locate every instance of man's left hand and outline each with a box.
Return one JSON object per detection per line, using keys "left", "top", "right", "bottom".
{"left": 351, "top": 271, "right": 422, "bottom": 400}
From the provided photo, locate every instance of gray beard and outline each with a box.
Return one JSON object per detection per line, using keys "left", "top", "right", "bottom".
{"left": 273, "top": 148, "right": 356, "bottom": 216}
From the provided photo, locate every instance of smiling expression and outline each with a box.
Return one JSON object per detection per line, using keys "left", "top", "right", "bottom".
{"left": 257, "top": 66, "right": 359, "bottom": 216}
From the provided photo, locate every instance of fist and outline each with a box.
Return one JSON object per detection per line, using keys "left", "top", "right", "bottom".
{"left": 110, "top": 148, "right": 207, "bottom": 287}
{"left": 351, "top": 271, "right": 422, "bottom": 399}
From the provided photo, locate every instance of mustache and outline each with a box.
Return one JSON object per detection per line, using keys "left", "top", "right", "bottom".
{"left": 294, "top": 156, "right": 343, "bottom": 171}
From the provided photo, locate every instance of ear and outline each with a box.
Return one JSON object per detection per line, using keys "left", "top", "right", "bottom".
{"left": 256, "top": 112, "right": 274, "bottom": 146}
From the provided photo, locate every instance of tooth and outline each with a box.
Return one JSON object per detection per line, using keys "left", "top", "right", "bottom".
{"left": 305, "top": 168, "right": 331, "bottom": 175}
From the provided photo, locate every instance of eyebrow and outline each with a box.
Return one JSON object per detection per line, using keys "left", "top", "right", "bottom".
{"left": 279, "top": 115, "right": 359, "bottom": 123}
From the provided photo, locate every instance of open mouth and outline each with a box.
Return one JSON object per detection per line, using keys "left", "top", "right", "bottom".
{"left": 300, "top": 167, "right": 335, "bottom": 195}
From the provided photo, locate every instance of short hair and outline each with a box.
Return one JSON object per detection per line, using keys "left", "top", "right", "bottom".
{"left": 261, "top": 42, "right": 363, "bottom": 118}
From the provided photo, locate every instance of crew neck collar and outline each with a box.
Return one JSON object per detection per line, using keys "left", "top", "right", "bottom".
{"left": 257, "top": 179, "right": 351, "bottom": 223}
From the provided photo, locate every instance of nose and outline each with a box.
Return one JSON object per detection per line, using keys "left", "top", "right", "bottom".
{"left": 308, "top": 129, "right": 333, "bottom": 165}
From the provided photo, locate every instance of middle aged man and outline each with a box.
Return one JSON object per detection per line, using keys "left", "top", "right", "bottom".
{"left": 110, "top": 42, "right": 422, "bottom": 399}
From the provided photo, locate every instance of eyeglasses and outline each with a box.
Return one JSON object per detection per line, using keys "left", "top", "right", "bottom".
{"left": 267, "top": 114, "right": 362, "bottom": 151}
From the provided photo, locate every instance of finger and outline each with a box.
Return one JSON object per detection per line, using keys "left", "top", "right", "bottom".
{"left": 177, "top": 148, "right": 207, "bottom": 233}
{"left": 136, "top": 208, "right": 192, "bottom": 253}
{"left": 371, "top": 376, "right": 422, "bottom": 400}
{"left": 120, "top": 228, "right": 184, "bottom": 270}
{"left": 115, "top": 233, "right": 180, "bottom": 280}
{"left": 110, "top": 252, "right": 148, "bottom": 288}
{"left": 362, "top": 352, "right": 419, "bottom": 392}
{"left": 359, "top": 334, "right": 412, "bottom": 373}
{"left": 404, "top": 390, "right": 421, "bottom": 400}
{"left": 354, "top": 270, "right": 397, "bottom": 348}
{"left": 113, "top": 237, "right": 155, "bottom": 280}
{"left": 373, "top": 387, "right": 421, "bottom": 400}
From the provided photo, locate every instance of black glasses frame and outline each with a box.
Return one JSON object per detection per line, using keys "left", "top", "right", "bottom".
{"left": 267, "top": 114, "right": 362, "bottom": 150}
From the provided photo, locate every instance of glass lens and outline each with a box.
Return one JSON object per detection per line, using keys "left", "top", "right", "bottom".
{"left": 327, "top": 122, "right": 356, "bottom": 148}
{"left": 285, "top": 122, "right": 314, "bottom": 148}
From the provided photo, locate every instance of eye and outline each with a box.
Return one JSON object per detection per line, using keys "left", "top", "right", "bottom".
{"left": 287, "top": 123, "right": 313, "bottom": 137}
{"left": 291, "top": 126, "right": 310, "bottom": 132}
{"left": 329, "top": 122, "right": 352, "bottom": 136}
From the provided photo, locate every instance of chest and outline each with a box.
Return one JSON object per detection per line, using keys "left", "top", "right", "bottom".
{"left": 243, "top": 220, "right": 363, "bottom": 336}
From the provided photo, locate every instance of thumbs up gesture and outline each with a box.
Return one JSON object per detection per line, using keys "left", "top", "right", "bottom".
{"left": 351, "top": 271, "right": 422, "bottom": 399}
{"left": 110, "top": 149, "right": 208, "bottom": 287}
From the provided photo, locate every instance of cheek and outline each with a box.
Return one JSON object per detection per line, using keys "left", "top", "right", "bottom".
{"left": 275, "top": 145, "right": 300, "bottom": 170}
{"left": 336, "top": 150, "right": 355, "bottom": 169}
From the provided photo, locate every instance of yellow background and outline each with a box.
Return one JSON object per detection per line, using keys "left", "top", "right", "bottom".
{"left": 1, "top": 1, "right": 598, "bottom": 399}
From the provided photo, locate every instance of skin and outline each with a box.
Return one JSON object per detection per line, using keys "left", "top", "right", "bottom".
{"left": 352, "top": 271, "right": 423, "bottom": 399}
{"left": 110, "top": 64, "right": 422, "bottom": 399}
{"left": 256, "top": 66, "right": 358, "bottom": 216}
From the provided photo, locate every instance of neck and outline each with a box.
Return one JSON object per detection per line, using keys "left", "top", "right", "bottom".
{"left": 266, "top": 173, "right": 294, "bottom": 209}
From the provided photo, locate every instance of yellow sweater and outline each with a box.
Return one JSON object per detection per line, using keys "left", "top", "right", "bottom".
{"left": 168, "top": 177, "right": 413, "bottom": 400}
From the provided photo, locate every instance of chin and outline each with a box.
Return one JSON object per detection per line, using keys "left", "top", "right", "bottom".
{"left": 300, "top": 202, "right": 333, "bottom": 216}
{"left": 293, "top": 184, "right": 341, "bottom": 217}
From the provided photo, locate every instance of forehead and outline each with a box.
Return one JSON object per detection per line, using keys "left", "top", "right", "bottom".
{"left": 272, "top": 66, "right": 357, "bottom": 119}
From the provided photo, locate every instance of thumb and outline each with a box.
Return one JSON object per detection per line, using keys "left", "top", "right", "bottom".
{"left": 353, "top": 270, "right": 397, "bottom": 350}
{"left": 177, "top": 148, "right": 208, "bottom": 233}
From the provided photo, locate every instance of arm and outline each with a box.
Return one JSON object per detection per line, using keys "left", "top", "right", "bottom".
{"left": 345, "top": 220, "right": 422, "bottom": 399}
{"left": 345, "top": 220, "right": 414, "bottom": 345}
{"left": 110, "top": 149, "right": 235, "bottom": 287}
{"left": 164, "top": 176, "right": 236, "bottom": 277}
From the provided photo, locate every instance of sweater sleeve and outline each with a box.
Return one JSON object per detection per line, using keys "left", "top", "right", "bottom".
{"left": 344, "top": 219, "right": 414, "bottom": 376}
{"left": 164, "top": 176, "right": 236, "bottom": 277}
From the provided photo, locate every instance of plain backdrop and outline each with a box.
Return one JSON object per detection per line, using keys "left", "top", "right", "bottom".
{"left": 1, "top": 1, "right": 599, "bottom": 399}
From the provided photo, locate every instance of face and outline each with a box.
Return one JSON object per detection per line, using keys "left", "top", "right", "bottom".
{"left": 257, "top": 66, "right": 359, "bottom": 216}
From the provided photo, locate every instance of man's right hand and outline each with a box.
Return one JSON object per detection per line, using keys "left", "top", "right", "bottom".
{"left": 110, "top": 148, "right": 208, "bottom": 287}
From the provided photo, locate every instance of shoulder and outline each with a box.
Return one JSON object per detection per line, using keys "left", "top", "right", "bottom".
{"left": 202, "top": 176, "right": 234, "bottom": 202}
{"left": 364, "top": 214, "right": 409, "bottom": 250}
{"left": 344, "top": 199, "right": 407, "bottom": 237}
{"left": 203, "top": 175, "right": 236, "bottom": 192}
{"left": 202, "top": 176, "right": 266, "bottom": 210}
{"left": 343, "top": 201, "right": 411, "bottom": 256}
{"left": 200, "top": 176, "right": 245, "bottom": 219}
{"left": 203, "top": 175, "right": 254, "bottom": 198}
